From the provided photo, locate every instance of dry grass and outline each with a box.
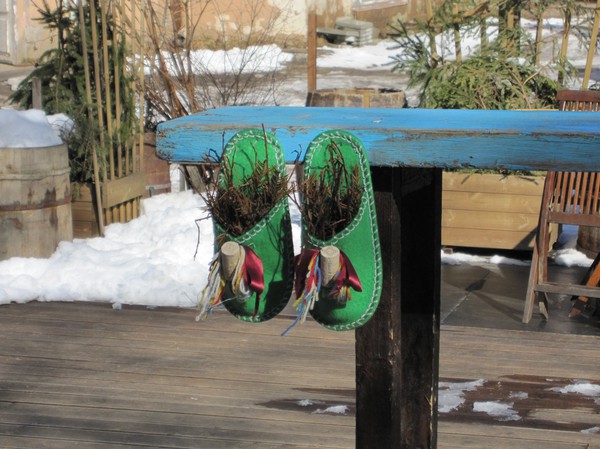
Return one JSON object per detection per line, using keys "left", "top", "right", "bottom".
{"left": 203, "top": 135, "right": 291, "bottom": 237}
{"left": 300, "top": 141, "right": 363, "bottom": 241}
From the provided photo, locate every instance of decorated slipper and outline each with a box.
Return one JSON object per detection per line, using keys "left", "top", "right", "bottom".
{"left": 284, "top": 130, "right": 382, "bottom": 333}
{"left": 197, "top": 128, "right": 295, "bottom": 322}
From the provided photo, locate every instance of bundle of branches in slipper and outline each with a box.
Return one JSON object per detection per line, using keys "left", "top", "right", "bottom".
{"left": 300, "top": 141, "right": 363, "bottom": 241}
{"left": 204, "top": 138, "right": 291, "bottom": 237}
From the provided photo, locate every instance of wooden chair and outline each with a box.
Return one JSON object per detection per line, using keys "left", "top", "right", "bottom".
{"left": 523, "top": 90, "right": 600, "bottom": 323}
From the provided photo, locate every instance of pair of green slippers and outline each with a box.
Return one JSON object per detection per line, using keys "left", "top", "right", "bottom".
{"left": 197, "top": 128, "right": 382, "bottom": 333}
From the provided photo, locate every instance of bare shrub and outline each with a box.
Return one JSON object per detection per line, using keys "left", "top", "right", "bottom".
{"left": 142, "top": 0, "right": 295, "bottom": 127}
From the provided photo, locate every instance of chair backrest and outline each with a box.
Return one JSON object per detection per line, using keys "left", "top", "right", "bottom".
{"left": 547, "top": 171, "right": 600, "bottom": 225}
{"left": 545, "top": 90, "right": 600, "bottom": 225}
{"left": 557, "top": 90, "right": 600, "bottom": 112}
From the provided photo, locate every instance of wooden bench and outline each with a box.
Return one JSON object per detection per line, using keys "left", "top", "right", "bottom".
{"left": 156, "top": 106, "right": 600, "bottom": 449}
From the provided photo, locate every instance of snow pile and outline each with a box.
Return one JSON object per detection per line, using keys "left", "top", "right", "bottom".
{"left": 442, "top": 252, "right": 530, "bottom": 267}
{"left": 552, "top": 249, "right": 595, "bottom": 268}
{"left": 442, "top": 224, "right": 593, "bottom": 268}
{"left": 318, "top": 41, "right": 398, "bottom": 70}
{"left": 0, "top": 190, "right": 211, "bottom": 308}
{"left": 149, "top": 44, "right": 294, "bottom": 76}
{"left": 46, "top": 112, "right": 74, "bottom": 136}
{"left": 0, "top": 109, "right": 63, "bottom": 147}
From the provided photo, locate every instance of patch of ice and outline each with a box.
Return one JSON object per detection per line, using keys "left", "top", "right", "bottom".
{"left": 509, "top": 391, "right": 528, "bottom": 400}
{"left": 438, "top": 379, "right": 484, "bottom": 413}
{"left": 581, "top": 426, "right": 600, "bottom": 434}
{"left": 549, "top": 381, "right": 600, "bottom": 397}
{"left": 313, "top": 405, "right": 349, "bottom": 415}
{"left": 473, "top": 401, "right": 521, "bottom": 421}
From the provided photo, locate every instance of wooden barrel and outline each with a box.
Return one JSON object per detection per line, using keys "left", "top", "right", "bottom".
{"left": 0, "top": 144, "right": 73, "bottom": 260}
{"left": 577, "top": 226, "right": 600, "bottom": 259}
{"left": 306, "top": 88, "right": 407, "bottom": 108}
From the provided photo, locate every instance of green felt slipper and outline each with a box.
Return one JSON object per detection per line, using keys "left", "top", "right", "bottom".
{"left": 285, "top": 130, "right": 382, "bottom": 333}
{"left": 197, "top": 128, "right": 295, "bottom": 323}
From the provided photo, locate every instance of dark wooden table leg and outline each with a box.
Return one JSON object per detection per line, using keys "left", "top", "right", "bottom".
{"left": 356, "top": 167, "right": 442, "bottom": 449}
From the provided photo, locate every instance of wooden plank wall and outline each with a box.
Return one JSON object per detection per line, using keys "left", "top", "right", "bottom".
{"left": 441, "top": 172, "right": 559, "bottom": 251}
{"left": 71, "top": 183, "right": 100, "bottom": 239}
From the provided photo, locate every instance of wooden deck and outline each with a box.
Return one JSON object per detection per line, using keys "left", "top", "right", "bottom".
{"left": 0, "top": 301, "right": 598, "bottom": 449}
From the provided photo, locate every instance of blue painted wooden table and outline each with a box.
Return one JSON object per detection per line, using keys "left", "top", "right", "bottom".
{"left": 156, "top": 106, "right": 600, "bottom": 449}
{"left": 157, "top": 106, "right": 600, "bottom": 170}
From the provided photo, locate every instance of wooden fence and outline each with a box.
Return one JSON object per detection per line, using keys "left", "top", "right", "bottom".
{"left": 79, "top": 0, "right": 146, "bottom": 235}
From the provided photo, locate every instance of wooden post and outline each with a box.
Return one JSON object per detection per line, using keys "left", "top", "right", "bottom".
{"left": 307, "top": 12, "right": 317, "bottom": 94}
{"left": 31, "top": 77, "right": 42, "bottom": 110}
{"left": 78, "top": 0, "right": 105, "bottom": 236}
{"left": 558, "top": 5, "right": 571, "bottom": 85}
{"left": 112, "top": 0, "right": 123, "bottom": 178}
{"left": 100, "top": 0, "right": 114, "bottom": 180}
{"left": 534, "top": 6, "right": 544, "bottom": 66}
{"left": 582, "top": 0, "right": 600, "bottom": 89}
{"left": 479, "top": 16, "right": 488, "bottom": 49}
{"left": 424, "top": 0, "right": 439, "bottom": 63}
{"left": 452, "top": 5, "right": 462, "bottom": 63}
{"left": 356, "top": 167, "right": 442, "bottom": 449}
{"left": 137, "top": 0, "right": 146, "bottom": 175}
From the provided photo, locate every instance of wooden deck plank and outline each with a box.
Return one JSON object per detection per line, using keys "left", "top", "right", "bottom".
{"left": 439, "top": 429, "right": 593, "bottom": 449}
{"left": 0, "top": 411, "right": 353, "bottom": 448}
{"left": 0, "top": 320, "right": 354, "bottom": 356}
{"left": 438, "top": 422, "right": 600, "bottom": 448}
{"left": 0, "top": 423, "right": 324, "bottom": 449}
{"left": 0, "top": 303, "right": 356, "bottom": 448}
{"left": 0, "top": 302, "right": 598, "bottom": 448}
{"left": 0, "top": 436, "right": 145, "bottom": 449}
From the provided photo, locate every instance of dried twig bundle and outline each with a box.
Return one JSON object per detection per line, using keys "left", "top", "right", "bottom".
{"left": 204, "top": 139, "right": 291, "bottom": 237}
{"left": 301, "top": 141, "right": 363, "bottom": 241}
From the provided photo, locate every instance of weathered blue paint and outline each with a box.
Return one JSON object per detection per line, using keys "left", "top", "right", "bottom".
{"left": 156, "top": 106, "right": 600, "bottom": 171}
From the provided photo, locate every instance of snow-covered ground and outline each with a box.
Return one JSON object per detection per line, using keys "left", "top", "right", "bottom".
{"left": 0, "top": 182, "right": 593, "bottom": 309}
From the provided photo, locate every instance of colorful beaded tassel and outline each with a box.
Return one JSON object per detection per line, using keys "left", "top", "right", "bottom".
{"left": 196, "top": 244, "right": 264, "bottom": 321}
{"left": 281, "top": 247, "right": 362, "bottom": 336}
